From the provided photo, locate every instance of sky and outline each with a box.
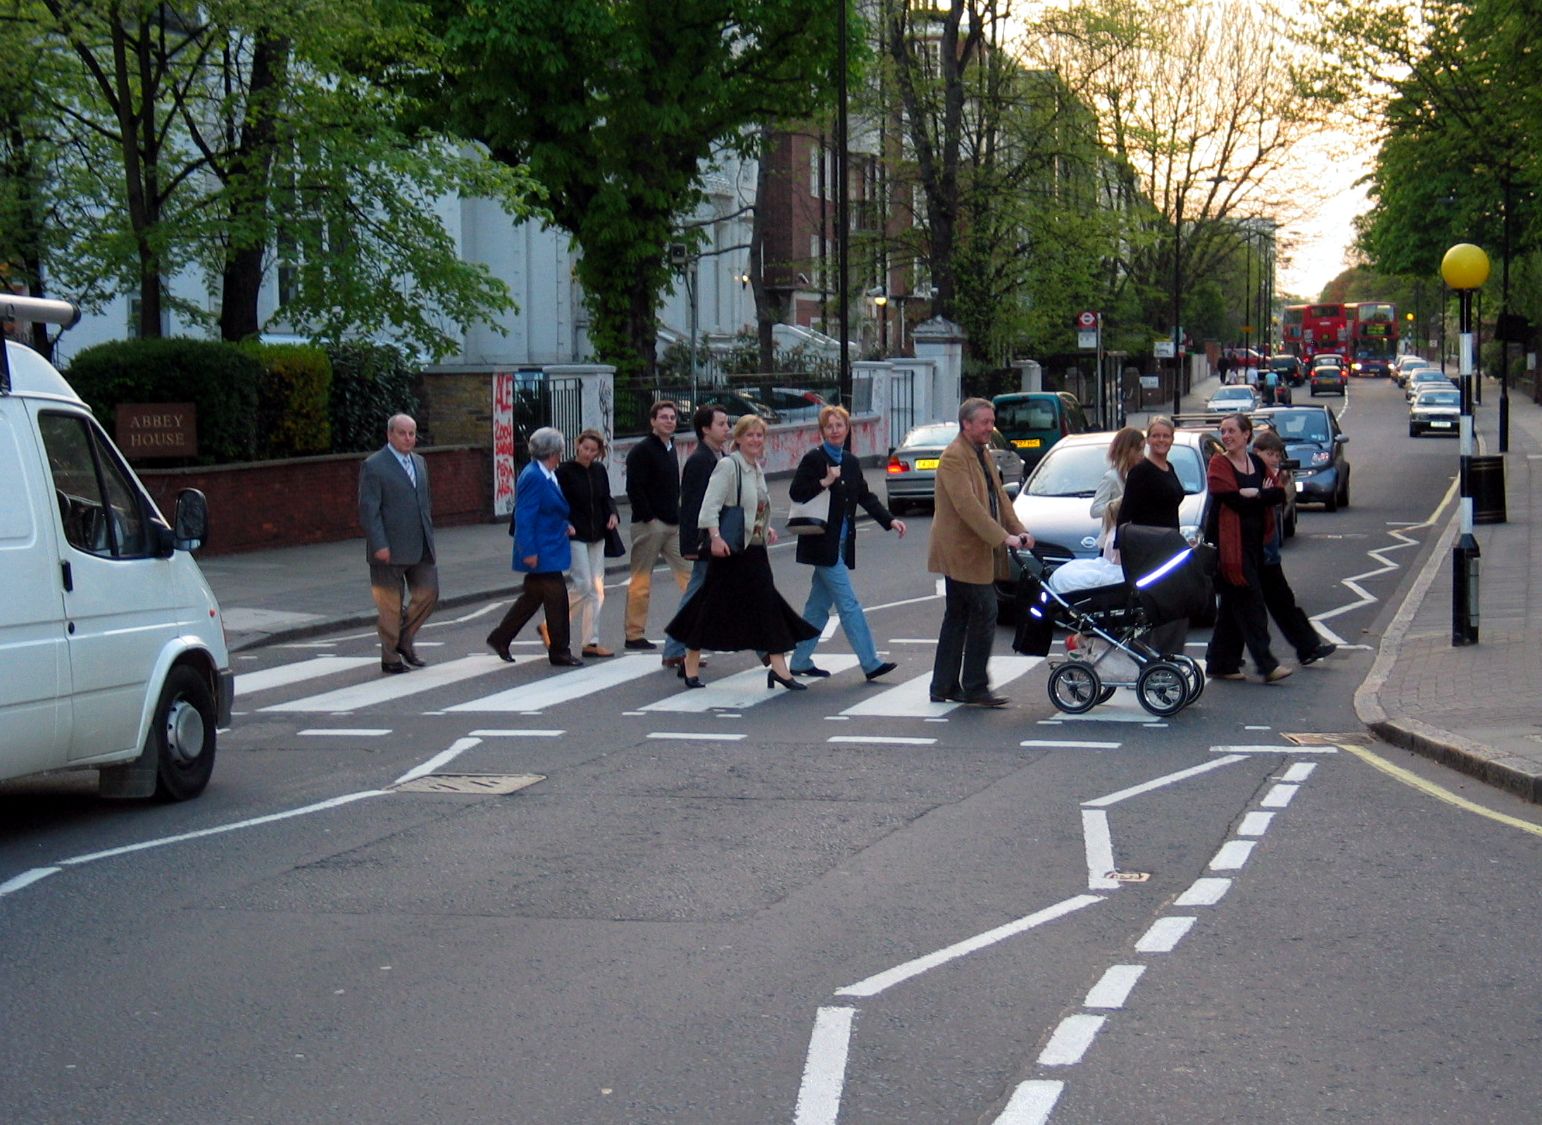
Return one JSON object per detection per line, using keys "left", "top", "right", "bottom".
{"left": 1277, "top": 176, "right": 1370, "bottom": 301}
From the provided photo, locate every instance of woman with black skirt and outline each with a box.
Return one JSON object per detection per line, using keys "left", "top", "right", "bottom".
{"left": 665, "top": 415, "right": 817, "bottom": 690}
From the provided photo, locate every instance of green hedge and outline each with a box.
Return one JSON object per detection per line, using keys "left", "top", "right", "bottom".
{"left": 326, "top": 341, "right": 421, "bottom": 453}
{"left": 65, "top": 338, "right": 263, "bottom": 464}
{"left": 244, "top": 343, "right": 332, "bottom": 458}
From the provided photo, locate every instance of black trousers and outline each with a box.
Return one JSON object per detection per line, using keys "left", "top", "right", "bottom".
{"left": 1260, "top": 563, "right": 1321, "bottom": 660}
{"left": 489, "top": 571, "right": 572, "bottom": 661}
{"left": 931, "top": 578, "right": 997, "bottom": 698}
{"left": 1206, "top": 577, "right": 1279, "bottom": 676}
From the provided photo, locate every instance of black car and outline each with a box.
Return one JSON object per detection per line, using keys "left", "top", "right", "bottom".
{"left": 1254, "top": 404, "right": 1351, "bottom": 511}
{"left": 1266, "top": 355, "right": 1305, "bottom": 387}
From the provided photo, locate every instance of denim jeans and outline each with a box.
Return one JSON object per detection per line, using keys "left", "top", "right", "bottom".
{"left": 930, "top": 577, "right": 997, "bottom": 698}
{"left": 791, "top": 559, "right": 881, "bottom": 673}
{"left": 661, "top": 558, "right": 710, "bottom": 660}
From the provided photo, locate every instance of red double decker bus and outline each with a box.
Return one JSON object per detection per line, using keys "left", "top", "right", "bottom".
{"left": 1282, "top": 305, "right": 1306, "bottom": 356}
{"left": 1300, "top": 303, "right": 1351, "bottom": 359}
{"left": 1347, "top": 301, "right": 1397, "bottom": 376}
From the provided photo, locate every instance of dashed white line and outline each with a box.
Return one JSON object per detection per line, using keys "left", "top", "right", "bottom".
{"left": 1238, "top": 811, "right": 1275, "bottom": 836}
{"left": 467, "top": 729, "right": 566, "bottom": 738}
{"left": 828, "top": 736, "right": 938, "bottom": 746}
{"left": 1209, "top": 840, "right": 1256, "bottom": 870}
{"left": 995, "top": 1080, "right": 1064, "bottom": 1124}
{"left": 1135, "top": 915, "right": 1196, "bottom": 953}
{"left": 1281, "top": 762, "right": 1317, "bottom": 782}
{"left": 1021, "top": 739, "right": 1121, "bottom": 749}
{"left": 646, "top": 732, "right": 747, "bottom": 742}
{"left": 0, "top": 867, "right": 61, "bottom": 897}
{"left": 1038, "top": 1013, "right": 1106, "bottom": 1066}
{"left": 298, "top": 728, "right": 390, "bottom": 737}
{"left": 1083, "top": 964, "right": 1146, "bottom": 1009}
{"left": 1174, "top": 877, "right": 1233, "bottom": 906}
{"left": 1082, "top": 810, "right": 1120, "bottom": 891}
{"left": 794, "top": 1006, "right": 855, "bottom": 1125}
{"left": 1261, "top": 783, "right": 1300, "bottom": 808}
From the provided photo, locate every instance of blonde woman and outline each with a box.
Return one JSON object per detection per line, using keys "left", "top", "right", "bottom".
{"left": 665, "top": 415, "right": 817, "bottom": 689}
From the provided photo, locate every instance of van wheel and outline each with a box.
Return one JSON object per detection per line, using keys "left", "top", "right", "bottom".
{"left": 150, "top": 667, "right": 217, "bottom": 801}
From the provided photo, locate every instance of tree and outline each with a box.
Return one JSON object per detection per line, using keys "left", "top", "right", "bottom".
{"left": 415, "top": 0, "right": 855, "bottom": 379}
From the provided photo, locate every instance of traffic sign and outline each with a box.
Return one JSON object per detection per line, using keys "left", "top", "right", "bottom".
{"left": 1076, "top": 310, "right": 1099, "bottom": 329}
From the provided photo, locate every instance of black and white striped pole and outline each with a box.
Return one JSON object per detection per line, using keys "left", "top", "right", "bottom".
{"left": 1440, "top": 243, "right": 1490, "bottom": 646}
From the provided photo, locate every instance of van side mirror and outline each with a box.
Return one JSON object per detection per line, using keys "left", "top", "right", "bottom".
{"left": 173, "top": 488, "right": 210, "bottom": 552}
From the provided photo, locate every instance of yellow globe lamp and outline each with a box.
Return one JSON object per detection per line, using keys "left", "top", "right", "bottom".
{"left": 1441, "top": 243, "right": 1491, "bottom": 291}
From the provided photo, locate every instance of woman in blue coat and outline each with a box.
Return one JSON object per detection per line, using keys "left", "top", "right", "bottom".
{"left": 486, "top": 427, "right": 582, "bottom": 666}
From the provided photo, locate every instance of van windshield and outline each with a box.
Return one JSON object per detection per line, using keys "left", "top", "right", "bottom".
{"left": 996, "top": 400, "right": 1057, "bottom": 431}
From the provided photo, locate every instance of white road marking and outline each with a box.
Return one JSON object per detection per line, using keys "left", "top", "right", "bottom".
{"left": 646, "top": 732, "right": 747, "bottom": 742}
{"left": 1083, "top": 754, "right": 1247, "bottom": 808}
{"left": 1174, "top": 877, "right": 1233, "bottom": 906}
{"left": 236, "top": 655, "right": 378, "bottom": 695}
{"left": 1083, "top": 964, "right": 1146, "bottom": 1009}
{"left": 641, "top": 656, "right": 861, "bottom": 711}
{"left": 446, "top": 654, "right": 660, "bottom": 712}
{"left": 1038, "top": 1013, "right": 1106, "bottom": 1066}
{"left": 840, "top": 656, "right": 1041, "bottom": 718}
{"left": 297, "top": 728, "right": 390, "bottom": 737}
{"left": 794, "top": 1006, "right": 855, "bottom": 1125}
{"left": 1082, "top": 810, "right": 1120, "bottom": 891}
{"left": 1261, "top": 783, "right": 1300, "bottom": 808}
{"left": 1210, "top": 744, "right": 1337, "bottom": 755}
{"left": 1281, "top": 762, "right": 1317, "bottom": 782}
{"left": 835, "top": 895, "right": 1102, "bottom": 999}
{"left": 1134, "top": 915, "right": 1195, "bottom": 953}
{"left": 1020, "top": 739, "right": 1120, "bottom": 749}
{"left": 392, "top": 737, "right": 481, "bottom": 786}
{"left": 827, "top": 736, "right": 937, "bottom": 746}
{"left": 0, "top": 868, "right": 61, "bottom": 897}
{"left": 819, "top": 615, "right": 840, "bottom": 641}
{"left": 994, "top": 1080, "right": 1064, "bottom": 1125}
{"left": 467, "top": 729, "right": 566, "bottom": 738}
{"left": 1238, "top": 811, "right": 1275, "bottom": 836}
{"left": 1209, "top": 840, "right": 1256, "bottom": 870}
{"left": 264, "top": 655, "right": 519, "bottom": 713}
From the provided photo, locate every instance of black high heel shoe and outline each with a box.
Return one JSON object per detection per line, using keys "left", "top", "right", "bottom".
{"left": 682, "top": 675, "right": 706, "bottom": 689}
{"left": 767, "top": 670, "right": 808, "bottom": 692}
{"left": 486, "top": 635, "right": 515, "bottom": 663}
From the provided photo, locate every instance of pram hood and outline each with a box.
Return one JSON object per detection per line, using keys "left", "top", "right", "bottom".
{"left": 1118, "top": 524, "right": 1212, "bottom": 624}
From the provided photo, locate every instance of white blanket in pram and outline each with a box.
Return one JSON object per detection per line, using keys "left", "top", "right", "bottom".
{"left": 1046, "top": 557, "right": 1125, "bottom": 594}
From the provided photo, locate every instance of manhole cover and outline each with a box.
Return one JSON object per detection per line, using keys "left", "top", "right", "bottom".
{"left": 395, "top": 773, "right": 544, "bottom": 795}
{"left": 1282, "top": 732, "right": 1371, "bottom": 746}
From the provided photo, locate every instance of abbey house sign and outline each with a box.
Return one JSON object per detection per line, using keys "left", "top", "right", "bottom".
{"left": 115, "top": 403, "right": 197, "bottom": 459}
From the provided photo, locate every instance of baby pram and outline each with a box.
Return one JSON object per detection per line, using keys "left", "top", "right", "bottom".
{"left": 1010, "top": 526, "right": 1212, "bottom": 716}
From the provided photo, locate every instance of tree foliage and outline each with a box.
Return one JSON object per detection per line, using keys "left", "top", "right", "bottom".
{"left": 414, "top": 0, "right": 856, "bottom": 379}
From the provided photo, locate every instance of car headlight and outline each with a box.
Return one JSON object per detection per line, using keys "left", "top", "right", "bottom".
{"left": 1312, "top": 450, "right": 1331, "bottom": 465}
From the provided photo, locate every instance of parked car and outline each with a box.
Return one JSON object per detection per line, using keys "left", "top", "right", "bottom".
{"left": 755, "top": 386, "right": 827, "bottom": 422}
{"left": 1408, "top": 385, "right": 1462, "bottom": 436}
{"left": 1205, "top": 384, "right": 1262, "bottom": 413}
{"left": 1309, "top": 362, "right": 1347, "bottom": 396}
{"left": 991, "top": 391, "right": 1092, "bottom": 471}
{"left": 1255, "top": 404, "right": 1351, "bottom": 511}
{"left": 0, "top": 296, "right": 231, "bottom": 799}
{"left": 1392, "top": 355, "right": 1431, "bottom": 387}
{"left": 1404, "top": 367, "right": 1454, "bottom": 401}
{"left": 885, "top": 422, "right": 1025, "bottom": 514}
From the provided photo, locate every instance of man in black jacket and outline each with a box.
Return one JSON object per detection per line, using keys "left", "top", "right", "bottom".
{"left": 661, "top": 403, "right": 731, "bottom": 669}
{"left": 623, "top": 400, "right": 691, "bottom": 648}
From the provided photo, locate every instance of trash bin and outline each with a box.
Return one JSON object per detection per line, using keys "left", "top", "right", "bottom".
{"left": 1468, "top": 455, "right": 1506, "bottom": 524}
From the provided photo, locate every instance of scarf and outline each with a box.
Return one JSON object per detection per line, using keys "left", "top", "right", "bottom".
{"left": 1207, "top": 451, "right": 1275, "bottom": 586}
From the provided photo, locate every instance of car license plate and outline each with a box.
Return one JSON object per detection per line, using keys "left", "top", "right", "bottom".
{"left": 915, "top": 458, "right": 939, "bottom": 470}
{"left": 1432, "top": 421, "right": 1452, "bottom": 428}
{"left": 1012, "top": 438, "right": 1042, "bottom": 449}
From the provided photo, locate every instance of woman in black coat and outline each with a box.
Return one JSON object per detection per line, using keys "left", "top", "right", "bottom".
{"left": 555, "top": 429, "right": 620, "bottom": 658}
{"left": 785, "top": 405, "right": 907, "bottom": 680}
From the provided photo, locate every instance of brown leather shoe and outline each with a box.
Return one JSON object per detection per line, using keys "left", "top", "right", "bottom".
{"left": 582, "top": 645, "right": 615, "bottom": 658}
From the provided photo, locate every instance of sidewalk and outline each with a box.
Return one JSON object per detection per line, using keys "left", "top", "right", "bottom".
{"left": 202, "top": 379, "right": 1542, "bottom": 803}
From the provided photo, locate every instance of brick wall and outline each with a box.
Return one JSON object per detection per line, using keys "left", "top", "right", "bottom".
{"left": 138, "top": 446, "right": 491, "bottom": 555}
{"left": 419, "top": 371, "right": 492, "bottom": 446}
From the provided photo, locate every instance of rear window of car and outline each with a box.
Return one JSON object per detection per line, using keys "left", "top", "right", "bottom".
{"left": 901, "top": 424, "right": 958, "bottom": 448}
{"left": 1271, "top": 412, "right": 1330, "bottom": 442}
{"left": 995, "top": 399, "right": 1058, "bottom": 430}
{"left": 1418, "top": 391, "right": 1459, "bottom": 406}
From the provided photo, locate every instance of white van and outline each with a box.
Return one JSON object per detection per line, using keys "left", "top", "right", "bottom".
{"left": 0, "top": 296, "right": 232, "bottom": 799}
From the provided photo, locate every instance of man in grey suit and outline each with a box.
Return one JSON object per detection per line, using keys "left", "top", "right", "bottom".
{"left": 359, "top": 414, "right": 438, "bottom": 673}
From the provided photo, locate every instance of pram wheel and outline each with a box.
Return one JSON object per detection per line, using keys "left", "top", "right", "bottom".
{"left": 1048, "top": 662, "right": 1103, "bottom": 714}
{"left": 1097, "top": 685, "right": 1118, "bottom": 705}
{"left": 1167, "top": 653, "right": 1204, "bottom": 703}
{"left": 1136, "top": 661, "right": 1189, "bottom": 716}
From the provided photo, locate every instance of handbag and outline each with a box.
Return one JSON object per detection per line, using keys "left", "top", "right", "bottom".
{"left": 784, "top": 486, "right": 831, "bottom": 536}
{"left": 603, "top": 525, "right": 626, "bottom": 558}
{"left": 716, "top": 459, "right": 747, "bottom": 553}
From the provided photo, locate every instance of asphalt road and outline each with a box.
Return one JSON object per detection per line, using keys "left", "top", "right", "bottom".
{"left": 2, "top": 378, "right": 1538, "bottom": 1124}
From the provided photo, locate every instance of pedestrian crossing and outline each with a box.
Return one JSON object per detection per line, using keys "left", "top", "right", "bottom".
{"left": 236, "top": 651, "right": 1049, "bottom": 719}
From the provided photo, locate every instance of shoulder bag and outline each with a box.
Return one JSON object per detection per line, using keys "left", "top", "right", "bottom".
{"left": 784, "top": 486, "right": 831, "bottom": 536}
{"left": 716, "top": 458, "right": 747, "bottom": 553}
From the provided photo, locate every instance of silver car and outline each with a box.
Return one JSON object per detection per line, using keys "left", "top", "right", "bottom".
{"left": 1408, "top": 385, "right": 1461, "bottom": 436}
{"left": 885, "top": 422, "right": 1025, "bottom": 515}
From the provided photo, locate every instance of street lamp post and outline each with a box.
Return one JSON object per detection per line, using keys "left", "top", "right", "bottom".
{"left": 1440, "top": 242, "right": 1490, "bottom": 646}
{"left": 1171, "top": 196, "right": 1183, "bottom": 416}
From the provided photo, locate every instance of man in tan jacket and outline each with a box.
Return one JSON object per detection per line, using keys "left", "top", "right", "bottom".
{"left": 927, "top": 398, "right": 1034, "bottom": 706}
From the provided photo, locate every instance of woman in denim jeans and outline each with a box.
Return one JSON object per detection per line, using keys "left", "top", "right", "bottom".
{"left": 787, "top": 406, "right": 907, "bottom": 681}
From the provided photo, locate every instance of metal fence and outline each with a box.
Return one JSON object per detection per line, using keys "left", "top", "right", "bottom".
{"left": 511, "top": 374, "right": 584, "bottom": 465}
